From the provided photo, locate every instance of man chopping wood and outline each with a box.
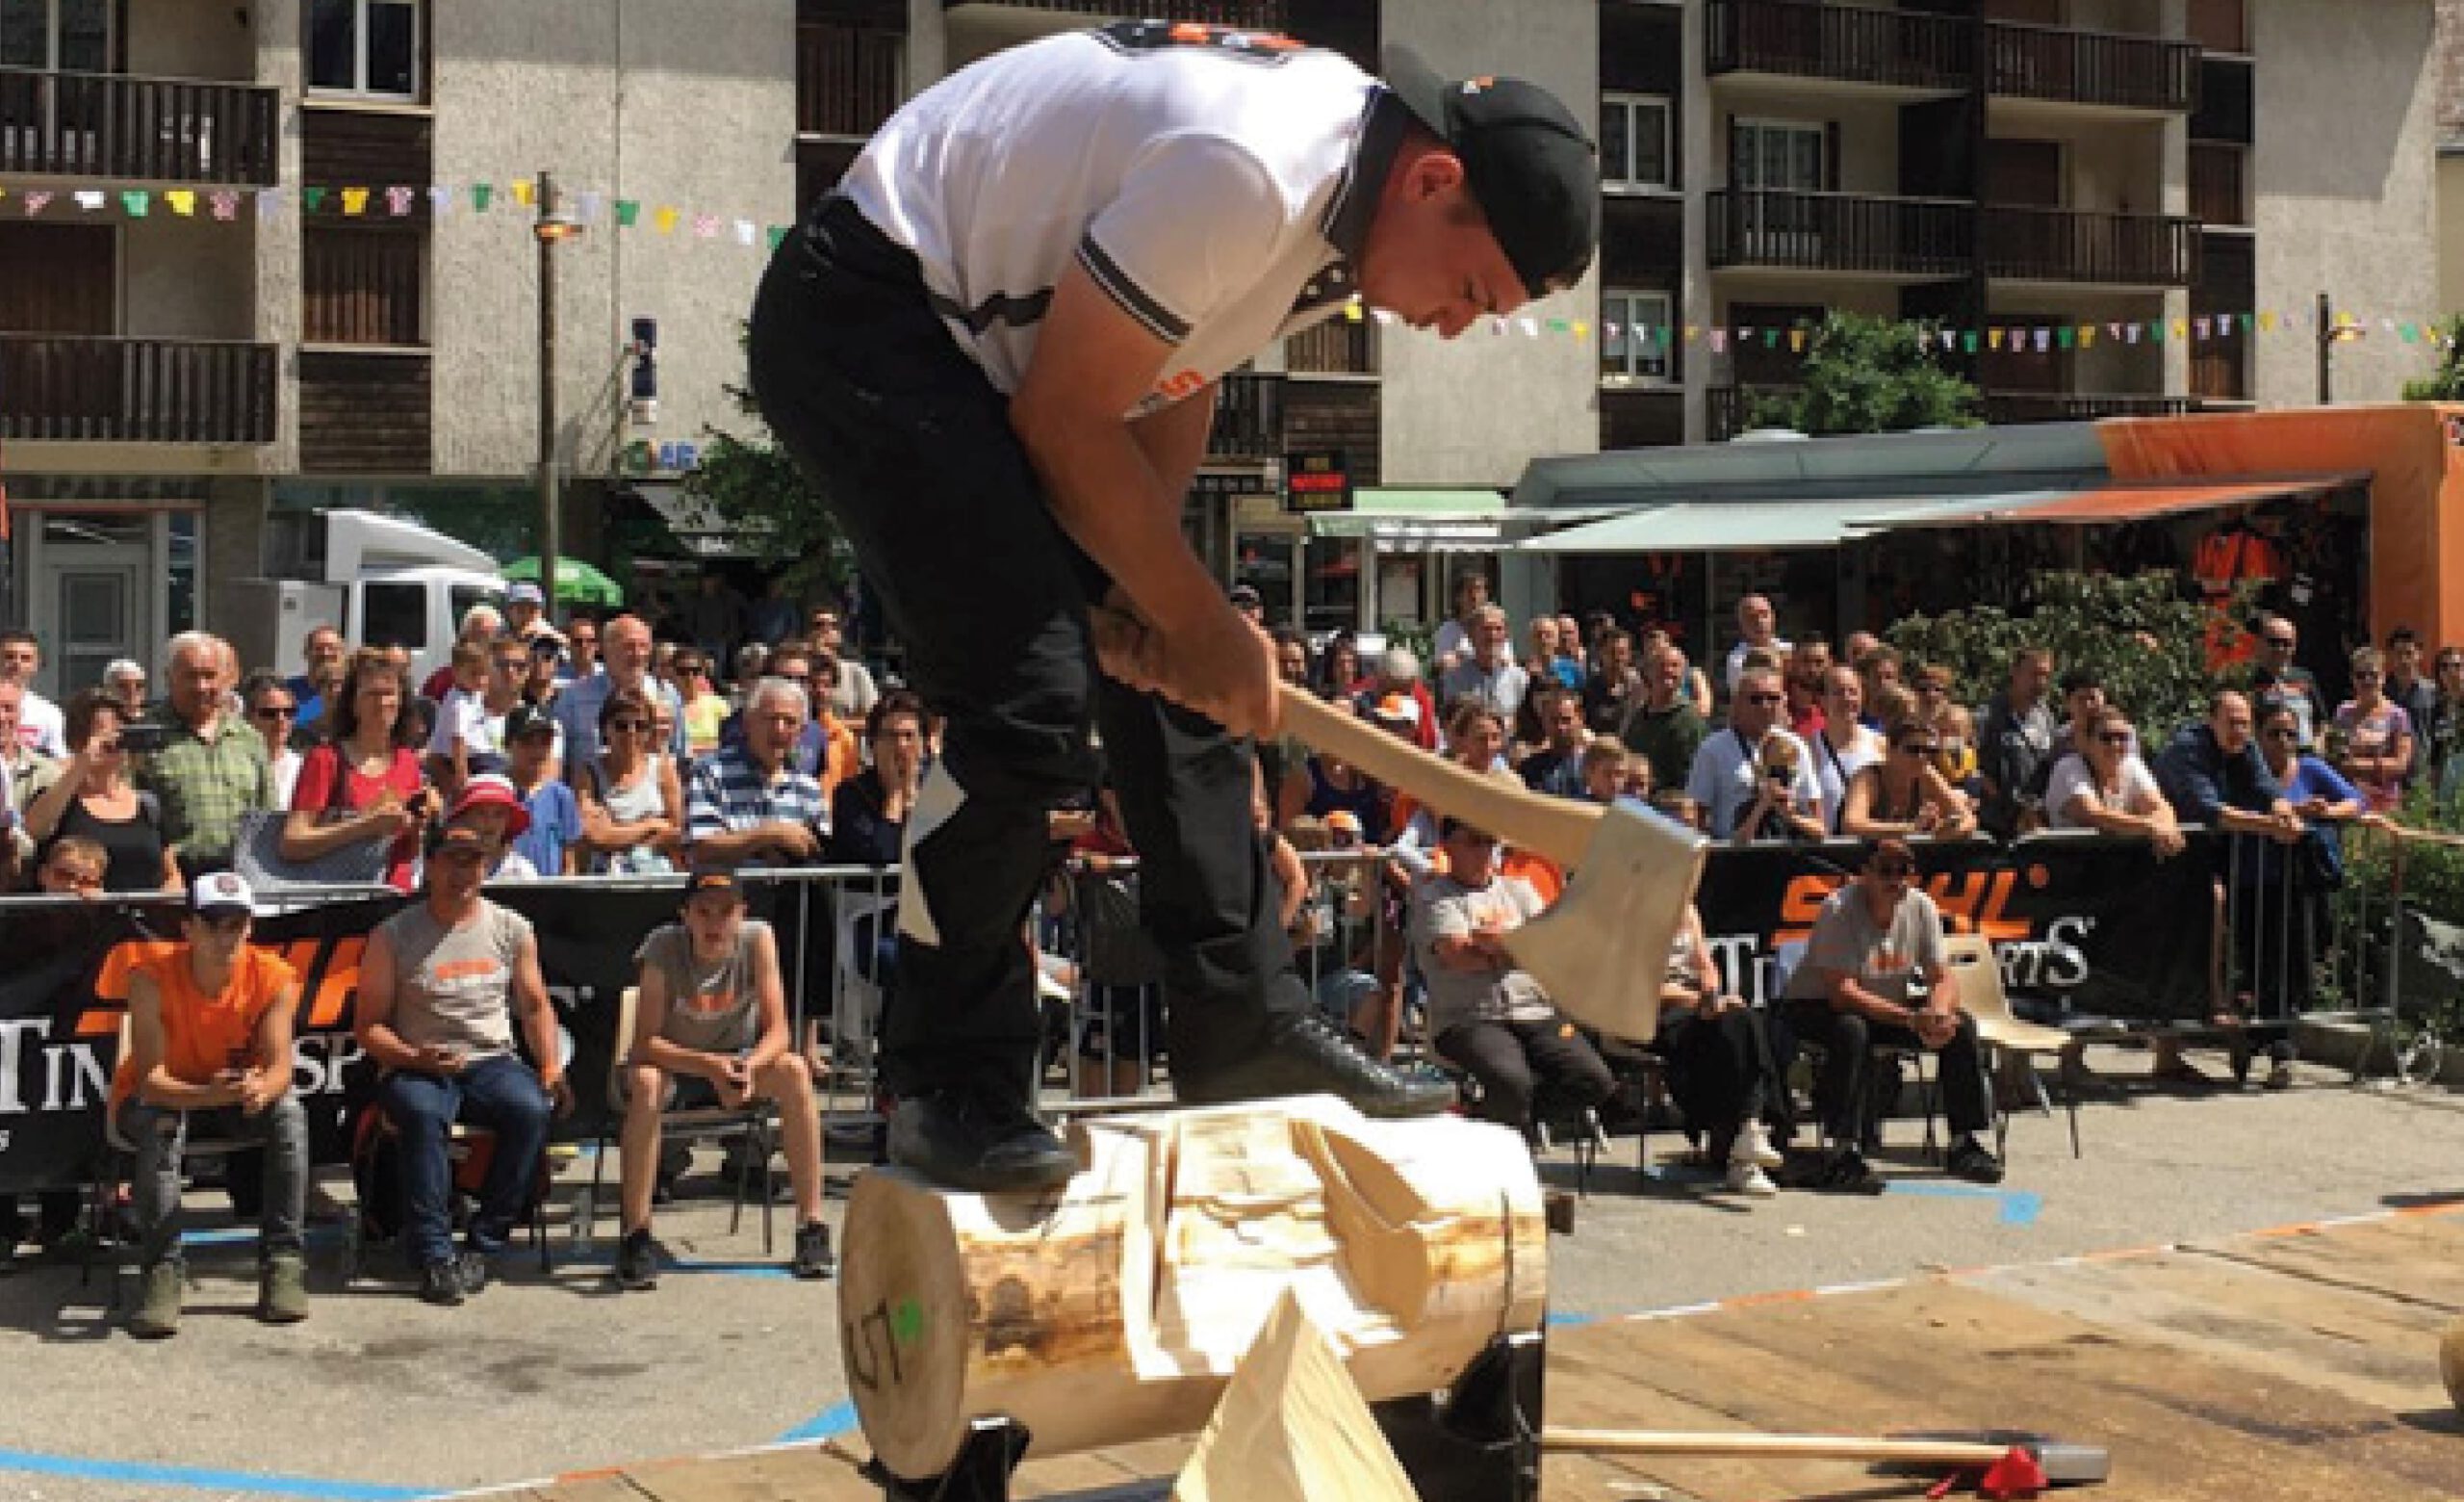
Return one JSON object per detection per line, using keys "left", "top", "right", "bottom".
{"left": 748, "top": 21, "right": 1598, "bottom": 1192}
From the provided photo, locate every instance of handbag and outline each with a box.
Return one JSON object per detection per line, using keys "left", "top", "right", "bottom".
{"left": 234, "top": 746, "right": 394, "bottom": 888}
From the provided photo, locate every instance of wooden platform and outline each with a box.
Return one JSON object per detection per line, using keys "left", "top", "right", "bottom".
{"left": 487, "top": 1205, "right": 2464, "bottom": 1502}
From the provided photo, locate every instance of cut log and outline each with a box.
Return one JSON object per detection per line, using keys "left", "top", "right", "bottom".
{"left": 2442, "top": 1314, "right": 2464, "bottom": 1417}
{"left": 838, "top": 1094, "right": 1547, "bottom": 1480}
{"left": 1170, "top": 1289, "right": 1418, "bottom": 1502}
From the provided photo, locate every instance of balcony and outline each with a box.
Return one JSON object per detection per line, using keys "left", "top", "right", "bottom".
{"left": 0, "top": 67, "right": 279, "bottom": 185}
{"left": 0, "top": 335, "right": 275, "bottom": 444}
{"left": 1707, "top": 190, "right": 1971, "bottom": 278}
{"left": 1982, "top": 391, "right": 2197, "bottom": 425}
{"left": 1207, "top": 370, "right": 1284, "bottom": 463}
{"left": 1982, "top": 206, "right": 2198, "bottom": 287}
{"left": 1988, "top": 22, "right": 2197, "bottom": 114}
{"left": 939, "top": 0, "right": 1284, "bottom": 20}
{"left": 1286, "top": 319, "right": 1375, "bottom": 377}
{"left": 1705, "top": 0, "right": 1972, "bottom": 93}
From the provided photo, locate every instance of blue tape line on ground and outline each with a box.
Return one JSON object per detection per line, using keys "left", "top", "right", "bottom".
{"left": 563, "top": 1253, "right": 795, "bottom": 1281}
{"left": 1883, "top": 1180, "right": 2042, "bottom": 1227}
{"left": 181, "top": 1225, "right": 348, "bottom": 1248}
{"left": 1546, "top": 1311, "right": 1597, "bottom": 1329}
{"left": 0, "top": 1447, "right": 432, "bottom": 1501}
{"left": 776, "top": 1399, "right": 860, "bottom": 1444}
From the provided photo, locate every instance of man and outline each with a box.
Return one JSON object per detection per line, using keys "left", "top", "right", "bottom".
{"left": 289, "top": 624, "right": 348, "bottom": 732}
{"left": 103, "top": 660, "right": 150, "bottom": 718}
{"left": 1781, "top": 839, "right": 2004, "bottom": 1189}
{"left": 524, "top": 632, "right": 566, "bottom": 712}
{"left": 564, "top": 617, "right": 603, "bottom": 682}
{"left": 1430, "top": 573, "right": 1491, "bottom": 672}
{"left": 503, "top": 705, "right": 582, "bottom": 876}
{"left": 1523, "top": 616, "right": 1579, "bottom": 693}
{"left": 1722, "top": 595, "right": 1789, "bottom": 694}
{"left": 1438, "top": 605, "right": 1530, "bottom": 727}
{"left": 1686, "top": 665, "right": 1822, "bottom": 840}
{"left": 686, "top": 677, "right": 829, "bottom": 870}
{"left": 0, "top": 680, "right": 62, "bottom": 877}
{"left": 1619, "top": 641, "right": 1707, "bottom": 793}
{"left": 1784, "top": 638, "right": 1832, "bottom": 742}
{"left": 115, "top": 872, "right": 310, "bottom": 1337}
{"left": 1409, "top": 817, "right": 1614, "bottom": 1140}
{"left": 242, "top": 674, "right": 306, "bottom": 809}
{"left": 504, "top": 583, "right": 551, "bottom": 644}
{"left": 355, "top": 817, "right": 568, "bottom": 1306}
{"left": 422, "top": 605, "right": 504, "bottom": 701}
{"left": 746, "top": 26, "right": 1577, "bottom": 1185}
{"left": 2252, "top": 616, "right": 2325, "bottom": 749}
{"left": 1976, "top": 646, "right": 2057, "bottom": 837}
{"left": 1355, "top": 647, "right": 1440, "bottom": 753}
{"left": 554, "top": 613, "right": 686, "bottom": 776}
{"left": 2052, "top": 667, "right": 2115, "bottom": 764}
{"left": 138, "top": 632, "right": 273, "bottom": 873}
{"left": 1518, "top": 688, "right": 1590, "bottom": 800}
{"left": 0, "top": 630, "right": 66, "bottom": 757}
{"left": 2384, "top": 626, "right": 2437, "bottom": 780}
{"left": 807, "top": 606, "right": 880, "bottom": 722}
{"left": 616, "top": 870, "right": 834, "bottom": 1288}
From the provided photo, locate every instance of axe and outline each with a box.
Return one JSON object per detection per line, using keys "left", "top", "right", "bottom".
{"left": 1544, "top": 1427, "right": 2112, "bottom": 1492}
{"left": 1279, "top": 690, "right": 1707, "bottom": 1042}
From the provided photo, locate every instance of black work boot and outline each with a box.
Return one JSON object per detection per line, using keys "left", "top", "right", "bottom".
{"left": 1173, "top": 1011, "right": 1453, "bottom": 1119}
{"left": 886, "top": 1090, "right": 1078, "bottom": 1194}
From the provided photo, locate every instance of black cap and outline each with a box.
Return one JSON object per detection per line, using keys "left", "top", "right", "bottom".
{"left": 685, "top": 868, "right": 743, "bottom": 901}
{"left": 1380, "top": 46, "right": 1600, "bottom": 298}
{"left": 505, "top": 703, "right": 556, "bottom": 741}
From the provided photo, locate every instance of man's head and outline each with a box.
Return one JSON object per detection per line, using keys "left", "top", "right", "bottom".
{"left": 567, "top": 617, "right": 602, "bottom": 669}
{"left": 1469, "top": 604, "right": 1509, "bottom": 663}
{"left": 426, "top": 822, "right": 496, "bottom": 899}
{"left": 1437, "top": 816, "right": 1502, "bottom": 886}
{"left": 1527, "top": 615, "right": 1558, "bottom": 661}
{"left": 490, "top": 636, "right": 528, "bottom": 693}
{"left": 2210, "top": 688, "right": 2256, "bottom": 755}
{"left": 1451, "top": 574, "right": 1491, "bottom": 619}
{"left": 457, "top": 603, "right": 502, "bottom": 644}
{"left": 1447, "top": 702, "right": 1505, "bottom": 768}
{"left": 1645, "top": 639, "right": 1683, "bottom": 701}
{"left": 681, "top": 868, "right": 747, "bottom": 951}
{"left": 526, "top": 632, "right": 564, "bottom": 692}
{"left": 1842, "top": 631, "right": 1881, "bottom": 668}
{"left": 603, "top": 614, "right": 654, "bottom": 687}
{"left": 744, "top": 676, "right": 808, "bottom": 767}
{"left": 166, "top": 632, "right": 228, "bottom": 725}
{"left": 185, "top": 870, "right": 257, "bottom": 957}
{"left": 2058, "top": 666, "right": 2104, "bottom": 729}
{"left": 866, "top": 688, "right": 928, "bottom": 768}
{"left": 38, "top": 836, "right": 106, "bottom": 897}
{"left": 2010, "top": 646, "right": 2053, "bottom": 704}
{"left": 2255, "top": 616, "right": 2297, "bottom": 673}
{"left": 104, "top": 659, "right": 148, "bottom": 714}
{"left": 2257, "top": 699, "right": 2300, "bottom": 763}
{"left": 1580, "top": 737, "right": 1628, "bottom": 803}
{"left": 0, "top": 630, "right": 38, "bottom": 686}
{"left": 303, "top": 624, "right": 346, "bottom": 677}
{"left": 1542, "top": 687, "right": 1584, "bottom": 752}
{"left": 1272, "top": 630, "right": 1310, "bottom": 686}
{"left": 1376, "top": 647, "right": 1421, "bottom": 690}
{"left": 505, "top": 703, "right": 558, "bottom": 780}
{"left": 1358, "top": 56, "right": 1597, "bottom": 339}
{"left": 1858, "top": 837, "right": 1917, "bottom": 912}
{"left": 1736, "top": 594, "right": 1777, "bottom": 644}
{"left": 1856, "top": 645, "right": 1902, "bottom": 696}
{"left": 1599, "top": 629, "right": 1633, "bottom": 675}
{"left": 808, "top": 608, "right": 844, "bottom": 653}
{"left": 1732, "top": 666, "right": 1784, "bottom": 738}
{"left": 243, "top": 673, "right": 297, "bottom": 752}
{"left": 2387, "top": 626, "right": 2423, "bottom": 682}
{"left": 504, "top": 583, "right": 546, "bottom": 633}
{"left": 1789, "top": 636, "right": 1832, "bottom": 688}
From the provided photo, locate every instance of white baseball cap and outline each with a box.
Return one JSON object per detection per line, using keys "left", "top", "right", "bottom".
{"left": 189, "top": 870, "right": 258, "bottom": 919}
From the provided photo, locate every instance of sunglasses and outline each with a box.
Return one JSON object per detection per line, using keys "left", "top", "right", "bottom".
{"left": 251, "top": 705, "right": 297, "bottom": 720}
{"left": 2264, "top": 728, "right": 2299, "bottom": 740}
{"left": 607, "top": 717, "right": 648, "bottom": 733}
{"left": 1743, "top": 692, "right": 1784, "bottom": 706}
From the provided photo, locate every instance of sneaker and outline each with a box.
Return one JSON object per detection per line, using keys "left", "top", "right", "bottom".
{"left": 1723, "top": 1160, "right": 1779, "bottom": 1197}
{"left": 454, "top": 1250, "right": 491, "bottom": 1298}
{"left": 2266, "top": 1058, "right": 2297, "bottom": 1092}
{"left": 1811, "top": 1148, "right": 1888, "bottom": 1196}
{"left": 1173, "top": 1012, "right": 1453, "bottom": 1119}
{"left": 419, "top": 1259, "right": 465, "bottom": 1308}
{"left": 1732, "top": 1121, "right": 1784, "bottom": 1170}
{"left": 615, "top": 1228, "right": 658, "bottom": 1291}
{"left": 887, "top": 1090, "right": 1078, "bottom": 1194}
{"left": 129, "top": 1258, "right": 183, "bottom": 1339}
{"left": 1946, "top": 1135, "right": 2006, "bottom": 1185}
{"left": 792, "top": 1221, "right": 836, "bottom": 1281}
{"left": 258, "top": 1253, "right": 310, "bottom": 1325}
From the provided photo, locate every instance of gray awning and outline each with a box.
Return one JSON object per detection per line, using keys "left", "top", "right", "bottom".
{"left": 1515, "top": 492, "right": 2075, "bottom": 554}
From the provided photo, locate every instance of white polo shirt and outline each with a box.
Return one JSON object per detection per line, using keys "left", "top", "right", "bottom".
{"left": 839, "top": 22, "right": 1396, "bottom": 417}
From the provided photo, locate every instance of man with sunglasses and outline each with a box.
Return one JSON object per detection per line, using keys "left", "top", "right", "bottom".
{"left": 1686, "top": 665, "right": 1822, "bottom": 840}
{"left": 2251, "top": 615, "right": 2325, "bottom": 751}
{"left": 243, "top": 674, "right": 305, "bottom": 808}
{"left": 1781, "top": 839, "right": 2003, "bottom": 1189}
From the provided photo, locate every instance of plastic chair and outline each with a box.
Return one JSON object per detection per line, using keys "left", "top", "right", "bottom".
{"left": 581, "top": 987, "right": 778, "bottom": 1256}
{"left": 1941, "top": 932, "right": 2082, "bottom": 1159}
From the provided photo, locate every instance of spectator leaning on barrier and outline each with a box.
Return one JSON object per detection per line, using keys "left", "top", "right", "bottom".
{"left": 1688, "top": 665, "right": 1822, "bottom": 841}
{"left": 283, "top": 649, "right": 433, "bottom": 892}
{"left": 616, "top": 869, "right": 834, "bottom": 1289}
{"left": 0, "top": 630, "right": 66, "bottom": 757}
{"left": 1411, "top": 816, "right": 1614, "bottom": 1144}
{"left": 2042, "top": 707, "right": 2185, "bottom": 857}
{"left": 355, "top": 816, "right": 569, "bottom": 1307}
{"left": 1618, "top": 640, "right": 1707, "bottom": 794}
{"left": 829, "top": 689, "right": 928, "bottom": 867}
{"left": 140, "top": 633, "right": 273, "bottom": 874}
{"left": 578, "top": 687, "right": 683, "bottom": 876}
{"left": 1838, "top": 718, "right": 1977, "bottom": 842}
{"left": 115, "top": 871, "right": 310, "bottom": 1338}
{"left": 1781, "top": 838, "right": 2004, "bottom": 1190}
{"left": 687, "top": 676, "right": 829, "bottom": 870}
{"left": 2254, "top": 696, "right": 2369, "bottom": 1090}
{"left": 1977, "top": 647, "right": 2057, "bottom": 838}
{"left": 503, "top": 706, "right": 582, "bottom": 877}
{"left": 23, "top": 689, "right": 180, "bottom": 894}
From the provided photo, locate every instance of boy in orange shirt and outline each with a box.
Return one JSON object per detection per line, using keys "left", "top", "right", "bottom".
{"left": 115, "top": 871, "right": 307, "bottom": 1338}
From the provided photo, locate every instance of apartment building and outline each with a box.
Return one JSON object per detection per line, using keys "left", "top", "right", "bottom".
{"left": 0, "top": 0, "right": 791, "bottom": 691}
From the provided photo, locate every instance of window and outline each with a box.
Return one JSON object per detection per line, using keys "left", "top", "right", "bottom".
{"left": 1732, "top": 119, "right": 1825, "bottom": 192}
{"left": 309, "top": 0, "right": 419, "bottom": 99}
{"left": 1601, "top": 289, "right": 1674, "bottom": 384}
{"left": 1, "top": 0, "right": 109, "bottom": 71}
{"left": 1600, "top": 93, "right": 1671, "bottom": 193}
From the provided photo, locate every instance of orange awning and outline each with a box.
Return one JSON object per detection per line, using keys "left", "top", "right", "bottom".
{"left": 1886, "top": 474, "right": 2363, "bottom": 530}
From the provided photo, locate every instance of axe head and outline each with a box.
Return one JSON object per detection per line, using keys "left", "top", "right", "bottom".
{"left": 1503, "top": 801, "right": 1707, "bottom": 1042}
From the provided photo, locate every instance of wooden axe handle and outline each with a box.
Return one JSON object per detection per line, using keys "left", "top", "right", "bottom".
{"left": 1278, "top": 690, "right": 1602, "bottom": 870}
{"left": 1542, "top": 1429, "right": 2012, "bottom": 1465}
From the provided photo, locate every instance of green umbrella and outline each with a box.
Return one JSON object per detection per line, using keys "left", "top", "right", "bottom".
{"left": 502, "top": 557, "right": 625, "bottom": 608}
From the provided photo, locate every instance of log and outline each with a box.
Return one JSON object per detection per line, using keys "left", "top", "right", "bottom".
{"left": 1169, "top": 1289, "right": 1418, "bottom": 1502}
{"left": 838, "top": 1095, "right": 1548, "bottom": 1479}
{"left": 2442, "top": 1314, "right": 2464, "bottom": 1417}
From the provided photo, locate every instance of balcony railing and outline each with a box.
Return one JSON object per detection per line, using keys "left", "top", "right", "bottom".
{"left": 1707, "top": 190, "right": 1972, "bottom": 276}
{"left": 0, "top": 67, "right": 278, "bottom": 184}
{"left": 0, "top": 335, "right": 276, "bottom": 444}
{"left": 1705, "top": 0, "right": 1972, "bottom": 92}
{"left": 1988, "top": 21, "right": 2197, "bottom": 113}
{"left": 1208, "top": 370, "right": 1284, "bottom": 462}
{"left": 1286, "top": 319, "right": 1375, "bottom": 376}
{"left": 941, "top": 0, "right": 1283, "bottom": 20}
{"left": 1982, "top": 391, "right": 2197, "bottom": 425}
{"left": 1982, "top": 205, "right": 2198, "bottom": 286}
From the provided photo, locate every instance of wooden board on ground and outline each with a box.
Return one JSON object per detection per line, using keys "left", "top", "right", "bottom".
{"left": 500, "top": 1207, "right": 2464, "bottom": 1502}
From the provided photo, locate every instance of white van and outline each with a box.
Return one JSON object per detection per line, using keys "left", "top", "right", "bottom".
{"left": 224, "top": 510, "right": 507, "bottom": 689}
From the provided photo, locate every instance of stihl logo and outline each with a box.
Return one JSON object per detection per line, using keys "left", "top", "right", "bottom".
{"left": 1775, "top": 866, "right": 2046, "bottom": 945}
{"left": 72, "top": 937, "right": 370, "bottom": 1039}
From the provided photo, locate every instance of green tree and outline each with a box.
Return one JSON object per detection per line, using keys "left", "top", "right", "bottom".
{"left": 1885, "top": 570, "right": 2260, "bottom": 743}
{"left": 1748, "top": 312, "right": 1981, "bottom": 435}
{"left": 679, "top": 325, "right": 853, "bottom": 599}
{"left": 2400, "top": 314, "right": 2464, "bottom": 401}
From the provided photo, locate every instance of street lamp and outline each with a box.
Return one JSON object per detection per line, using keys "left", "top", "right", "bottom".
{"left": 534, "top": 169, "right": 582, "bottom": 623}
{"left": 2316, "top": 290, "right": 2365, "bottom": 405}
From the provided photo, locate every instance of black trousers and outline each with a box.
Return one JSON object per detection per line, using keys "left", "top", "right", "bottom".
{"left": 1657, "top": 1005, "right": 1777, "bottom": 1146}
{"left": 1782, "top": 1000, "right": 1994, "bottom": 1142}
{"left": 747, "top": 196, "right": 1307, "bottom": 1105}
{"left": 1437, "top": 1017, "right": 1615, "bottom": 1132}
